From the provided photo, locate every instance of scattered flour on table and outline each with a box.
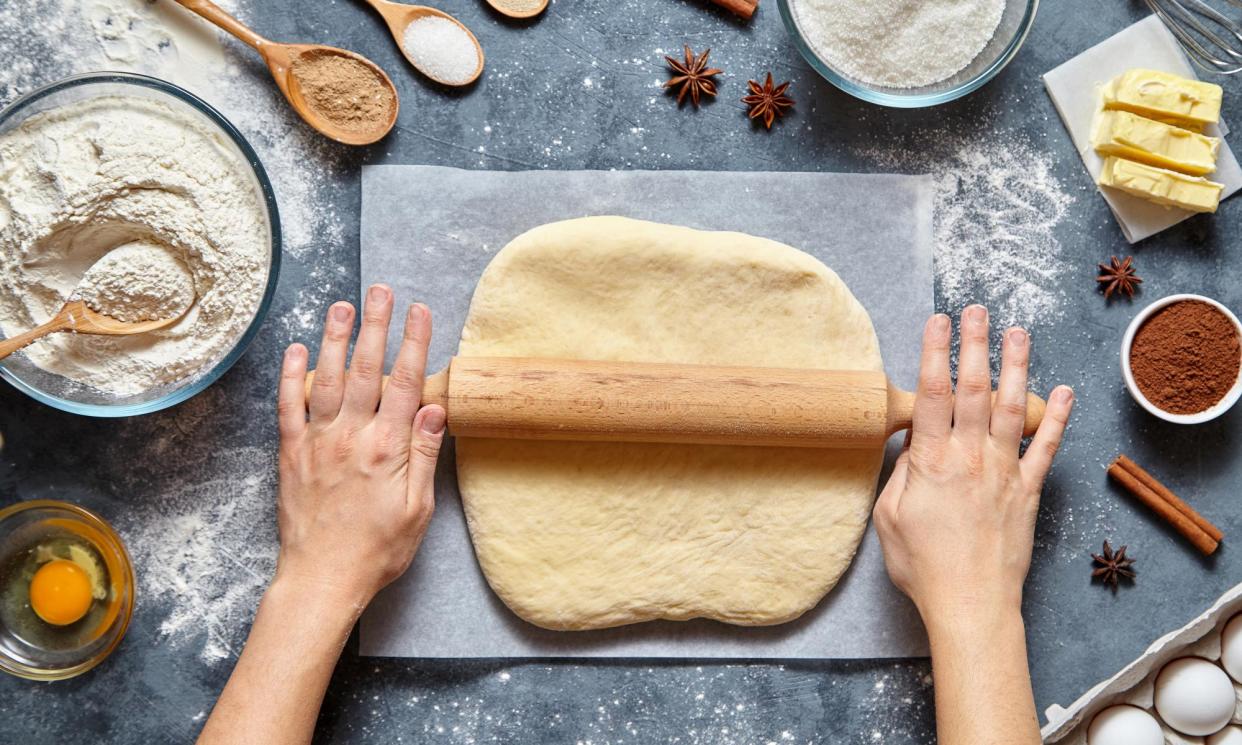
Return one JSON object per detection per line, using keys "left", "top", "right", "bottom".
{"left": 118, "top": 445, "right": 279, "bottom": 665}
{"left": 857, "top": 131, "right": 1077, "bottom": 333}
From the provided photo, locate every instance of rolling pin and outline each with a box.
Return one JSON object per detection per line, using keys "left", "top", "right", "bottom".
{"left": 304, "top": 357, "right": 1046, "bottom": 449}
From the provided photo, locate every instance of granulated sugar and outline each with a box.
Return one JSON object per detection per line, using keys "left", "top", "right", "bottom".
{"left": 793, "top": 0, "right": 1004, "bottom": 88}
{"left": 402, "top": 16, "right": 480, "bottom": 85}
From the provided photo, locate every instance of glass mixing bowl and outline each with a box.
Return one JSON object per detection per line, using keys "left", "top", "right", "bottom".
{"left": 0, "top": 500, "right": 135, "bottom": 681}
{"left": 0, "top": 72, "right": 281, "bottom": 417}
{"left": 777, "top": 0, "right": 1039, "bottom": 107}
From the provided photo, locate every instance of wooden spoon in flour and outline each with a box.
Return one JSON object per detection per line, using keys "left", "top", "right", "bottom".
{"left": 173, "top": 0, "right": 399, "bottom": 145}
{"left": 0, "top": 301, "right": 182, "bottom": 362}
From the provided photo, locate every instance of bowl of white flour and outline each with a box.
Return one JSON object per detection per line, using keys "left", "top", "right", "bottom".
{"left": 778, "top": 0, "right": 1038, "bottom": 107}
{"left": 0, "top": 72, "right": 280, "bottom": 416}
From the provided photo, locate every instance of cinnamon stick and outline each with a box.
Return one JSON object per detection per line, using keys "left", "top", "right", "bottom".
{"left": 1113, "top": 455, "right": 1224, "bottom": 542}
{"left": 702, "top": 0, "right": 757, "bottom": 20}
{"left": 1108, "top": 456, "right": 1221, "bottom": 556}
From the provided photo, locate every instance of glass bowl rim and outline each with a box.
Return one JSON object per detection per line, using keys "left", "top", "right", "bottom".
{"left": 0, "top": 499, "right": 136, "bottom": 681}
{"left": 775, "top": 0, "right": 1040, "bottom": 108}
{"left": 0, "top": 71, "right": 282, "bottom": 417}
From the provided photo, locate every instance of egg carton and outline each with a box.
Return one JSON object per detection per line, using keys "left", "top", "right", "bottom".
{"left": 1043, "top": 581, "right": 1242, "bottom": 743}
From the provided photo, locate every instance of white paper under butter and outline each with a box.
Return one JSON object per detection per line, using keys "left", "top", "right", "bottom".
{"left": 358, "top": 166, "right": 934, "bottom": 659}
{"left": 1043, "top": 15, "right": 1242, "bottom": 243}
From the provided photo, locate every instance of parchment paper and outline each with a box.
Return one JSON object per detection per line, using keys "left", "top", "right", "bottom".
{"left": 359, "top": 166, "right": 934, "bottom": 659}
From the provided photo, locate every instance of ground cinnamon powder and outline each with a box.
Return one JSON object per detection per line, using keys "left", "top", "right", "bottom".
{"left": 1130, "top": 300, "right": 1241, "bottom": 415}
{"left": 289, "top": 51, "right": 395, "bottom": 137}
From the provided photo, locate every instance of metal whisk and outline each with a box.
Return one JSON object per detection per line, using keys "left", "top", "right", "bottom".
{"left": 1145, "top": 0, "right": 1242, "bottom": 74}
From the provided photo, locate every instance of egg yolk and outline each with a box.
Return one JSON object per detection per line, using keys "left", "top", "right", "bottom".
{"left": 29, "top": 559, "right": 94, "bottom": 626}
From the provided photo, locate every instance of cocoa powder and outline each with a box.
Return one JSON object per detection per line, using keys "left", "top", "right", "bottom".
{"left": 1130, "top": 300, "right": 1241, "bottom": 415}
{"left": 289, "top": 51, "right": 395, "bottom": 137}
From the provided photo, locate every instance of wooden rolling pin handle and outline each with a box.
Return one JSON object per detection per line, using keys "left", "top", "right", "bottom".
{"left": 885, "top": 387, "right": 1047, "bottom": 439}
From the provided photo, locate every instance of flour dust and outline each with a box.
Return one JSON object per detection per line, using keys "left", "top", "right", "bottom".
{"left": 858, "top": 131, "right": 1077, "bottom": 334}
{"left": 117, "top": 445, "right": 279, "bottom": 664}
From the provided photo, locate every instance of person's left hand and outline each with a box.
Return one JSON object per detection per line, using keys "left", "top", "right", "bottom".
{"left": 274, "top": 284, "right": 447, "bottom": 609}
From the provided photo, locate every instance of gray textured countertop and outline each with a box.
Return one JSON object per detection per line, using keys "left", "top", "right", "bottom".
{"left": 3, "top": 0, "right": 1242, "bottom": 742}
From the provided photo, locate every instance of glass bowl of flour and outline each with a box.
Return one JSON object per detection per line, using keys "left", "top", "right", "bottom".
{"left": 0, "top": 73, "right": 280, "bottom": 416}
{"left": 778, "top": 0, "right": 1038, "bottom": 107}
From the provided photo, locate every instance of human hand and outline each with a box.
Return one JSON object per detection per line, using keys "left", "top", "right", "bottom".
{"left": 874, "top": 306, "right": 1074, "bottom": 624}
{"left": 273, "top": 284, "right": 446, "bottom": 609}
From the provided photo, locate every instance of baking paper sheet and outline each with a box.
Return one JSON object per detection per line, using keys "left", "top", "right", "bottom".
{"left": 1043, "top": 15, "right": 1242, "bottom": 244}
{"left": 358, "top": 166, "right": 933, "bottom": 659}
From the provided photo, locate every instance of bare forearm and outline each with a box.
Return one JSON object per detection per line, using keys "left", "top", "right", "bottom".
{"left": 196, "top": 574, "right": 363, "bottom": 745}
{"left": 925, "top": 604, "right": 1041, "bottom": 745}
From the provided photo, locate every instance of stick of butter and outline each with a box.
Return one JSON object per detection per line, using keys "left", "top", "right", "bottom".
{"left": 1098, "top": 156, "right": 1224, "bottom": 213}
{"left": 1092, "top": 110, "right": 1220, "bottom": 176}
{"left": 1101, "top": 69, "right": 1222, "bottom": 131}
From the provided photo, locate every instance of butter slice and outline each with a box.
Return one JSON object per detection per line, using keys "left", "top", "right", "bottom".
{"left": 1092, "top": 110, "right": 1220, "bottom": 176}
{"left": 1098, "top": 156, "right": 1224, "bottom": 213}
{"left": 1102, "top": 69, "right": 1222, "bottom": 131}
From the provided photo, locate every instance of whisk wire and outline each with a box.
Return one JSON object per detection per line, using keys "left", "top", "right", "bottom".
{"left": 1146, "top": 0, "right": 1242, "bottom": 74}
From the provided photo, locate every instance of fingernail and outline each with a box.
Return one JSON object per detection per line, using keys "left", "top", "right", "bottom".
{"left": 1008, "top": 328, "right": 1028, "bottom": 346}
{"left": 285, "top": 344, "right": 306, "bottom": 361}
{"left": 408, "top": 303, "right": 425, "bottom": 322}
{"left": 420, "top": 407, "right": 447, "bottom": 434}
{"left": 332, "top": 303, "right": 352, "bottom": 323}
{"left": 368, "top": 285, "right": 390, "bottom": 304}
{"left": 930, "top": 314, "right": 950, "bottom": 334}
{"left": 966, "top": 305, "right": 987, "bottom": 325}
{"left": 1054, "top": 386, "right": 1074, "bottom": 404}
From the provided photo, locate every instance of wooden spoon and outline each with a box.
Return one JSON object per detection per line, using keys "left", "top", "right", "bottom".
{"left": 483, "top": 0, "right": 548, "bottom": 20}
{"left": 0, "top": 301, "right": 182, "bottom": 362}
{"left": 362, "top": 0, "right": 485, "bottom": 86}
{"left": 174, "top": 0, "right": 399, "bottom": 145}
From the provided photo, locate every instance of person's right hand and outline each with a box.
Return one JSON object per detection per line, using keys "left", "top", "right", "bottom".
{"left": 873, "top": 306, "right": 1074, "bottom": 623}
{"left": 274, "top": 284, "right": 446, "bottom": 610}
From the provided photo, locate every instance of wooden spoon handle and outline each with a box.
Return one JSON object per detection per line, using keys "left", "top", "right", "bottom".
{"left": 0, "top": 316, "right": 70, "bottom": 362}
{"left": 302, "top": 358, "right": 1046, "bottom": 449}
{"left": 173, "top": 0, "right": 268, "bottom": 50}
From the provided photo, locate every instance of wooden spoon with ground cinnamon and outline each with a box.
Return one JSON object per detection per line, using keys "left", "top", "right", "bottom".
{"left": 173, "top": 0, "right": 399, "bottom": 145}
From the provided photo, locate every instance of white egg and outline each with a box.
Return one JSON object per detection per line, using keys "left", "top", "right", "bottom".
{"left": 1221, "top": 614, "right": 1242, "bottom": 683}
{"left": 1209, "top": 725, "right": 1242, "bottom": 745}
{"left": 1154, "top": 657, "right": 1237, "bottom": 736}
{"left": 1087, "top": 704, "right": 1164, "bottom": 745}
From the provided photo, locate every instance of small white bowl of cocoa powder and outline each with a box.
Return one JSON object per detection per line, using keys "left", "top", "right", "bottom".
{"left": 1122, "top": 294, "right": 1242, "bottom": 424}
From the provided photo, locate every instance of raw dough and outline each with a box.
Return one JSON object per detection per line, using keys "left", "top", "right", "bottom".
{"left": 456, "top": 216, "right": 885, "bottom": 631}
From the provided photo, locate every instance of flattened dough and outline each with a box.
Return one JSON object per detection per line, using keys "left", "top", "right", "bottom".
{"left": 456, "top": 217, "right": 885, "bottom": 631}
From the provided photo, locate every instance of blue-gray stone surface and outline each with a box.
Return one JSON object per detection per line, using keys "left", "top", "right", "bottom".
{"left": 2, "top": 0, "right": 1241, "bottom": 742}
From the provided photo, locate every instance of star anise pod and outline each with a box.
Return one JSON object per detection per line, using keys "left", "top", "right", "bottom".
{"left": 664, "top": 45, "right": 722, "bottom": 108}
{"left": 741, "top": 73, "right": 794, "bottom": 129}
{"left": 1091, "top": 541, "right": 1136, "bottom": 590}
{"left": 1097, "top": 255, "right": 1142, "bottom": 300}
